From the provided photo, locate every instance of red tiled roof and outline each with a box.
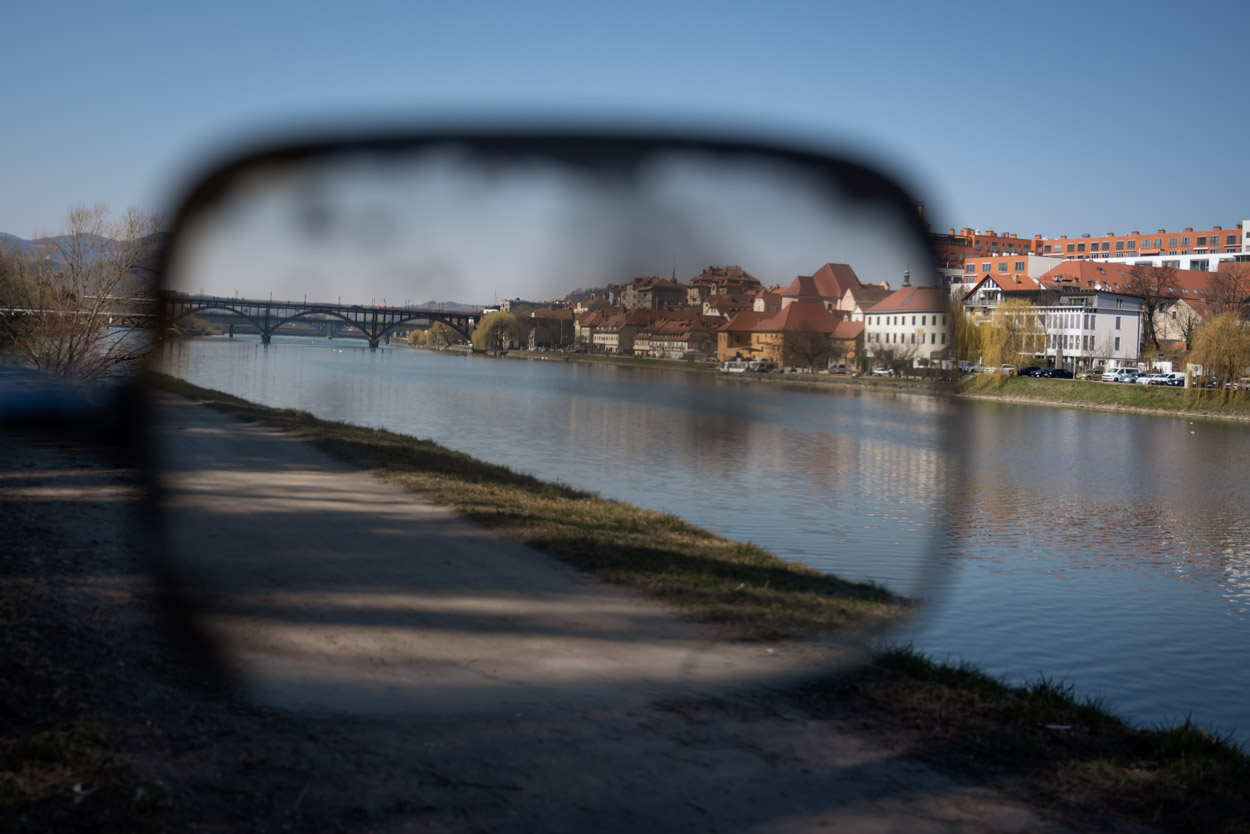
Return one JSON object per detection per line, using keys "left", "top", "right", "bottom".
{"left": 833, "top": 320, "right": 865, "bottom": 340}
{"left": 868, "top": 286, "right": 947, "bottom": 313}
{"left": 1037, "top": 262, "right": 1216, "bottom": 300}
{"left": 722, "top": 301, "right": 845, "bottom": 334}
{"left": 778, "top": 263, "right": 863, "bottom": 301}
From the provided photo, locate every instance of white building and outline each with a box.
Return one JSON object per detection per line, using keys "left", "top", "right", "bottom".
{"left": 863, "top": 285, "right": 952, "bottom": 364}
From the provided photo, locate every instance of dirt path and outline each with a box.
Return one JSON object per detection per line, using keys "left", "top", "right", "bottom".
{"left": 1, "top": 403, "right": 1155, "bottom": 833}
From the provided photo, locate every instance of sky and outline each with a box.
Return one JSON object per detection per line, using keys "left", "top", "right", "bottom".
{"left": 3, "top": 0, "right": 1246, "bottom": 300}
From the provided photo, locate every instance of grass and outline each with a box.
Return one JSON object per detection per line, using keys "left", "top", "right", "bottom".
{"left": 823, "top": 645, "right": 1250, "bottom": 834}
{"left": 960, "top": 376, "right": 1250, "bottom": 419}
{"left": 149, "top": 372, "right": 904, "bottom": 640}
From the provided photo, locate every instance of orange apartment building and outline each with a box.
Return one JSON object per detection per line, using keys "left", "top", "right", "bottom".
{"left": 934, "top": 222, "right": 1248, "bottom": 274}
{"left": 930, "top": 227, "right": 1042, "bottom": 271}
{"left": 1036, "top": 223, "right": 1247, "bottom": 266}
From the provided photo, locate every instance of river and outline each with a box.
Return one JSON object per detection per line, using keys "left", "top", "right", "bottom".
{"left": 159, "top": 335, "right": 1250, "bottom": 742}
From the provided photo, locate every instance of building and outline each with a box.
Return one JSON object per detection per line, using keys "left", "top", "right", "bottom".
{"left": 951, "top": 254, "right": 1065, "bottom": 298}
{"left": 685, "top": 265, "right": 762, "bottom": 305}
{"left": 1036, "top": 222, "right": 1247, "bottom": 265}
{"left": 863, "top": 286, "right": 952, "bottom": 365}
{"left": 776, "top": 263, "right": 870, "bottom": 311}
{"left": 961, "top": 271, "right": 1143, "bottom": 367}
{"left": 717, "top": 301, "right": 854, "bottom": 368}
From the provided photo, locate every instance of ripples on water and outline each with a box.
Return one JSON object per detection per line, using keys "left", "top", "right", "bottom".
{"left": 159, "top": 337, "right": 1250, "bottom": 742}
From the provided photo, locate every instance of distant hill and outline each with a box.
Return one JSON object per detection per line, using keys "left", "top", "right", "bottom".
{"left": 0, "top": 232, "right": 37, "bottom": 256}
{"left": 0, "top": 230, "right": 164, "bottom": 293}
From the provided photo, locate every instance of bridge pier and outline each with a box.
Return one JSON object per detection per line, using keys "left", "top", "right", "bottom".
{"left": 261, "top": 333, "right": 271, "bottom": 345}
{"left": 368, "top": 338, "right": 380, "bottom": 351}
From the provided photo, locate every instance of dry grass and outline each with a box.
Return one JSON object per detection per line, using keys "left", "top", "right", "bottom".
{"left": 821, "top": 646, "right": 1250, "bottom": 834}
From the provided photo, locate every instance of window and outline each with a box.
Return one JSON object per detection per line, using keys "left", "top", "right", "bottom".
{"left": 1169, "top": 237, "right": 1178, "bottom": 247}
{"left": 965, "top": 264, "right": 975, "bottom": 273}
{"left": 1044, "top": 244, "right": 1052, "bottom": 253}
{"left": 1115, "top": 316, "right": 1121, "bottom": 330}
{"left": 1114, "top": 337, "right": 1121, "bottom": 351}
{"left": 941, "top": 315, "right": 947, "bottom": 325}
{"left": 1127, "top": 240, "right": 1136, "bottom": 249}
{"left": 1116, "top": 298, "right": 1124, "bottom": 309}
{"left": 941, "top": 333, "right": 946, "bottom": 344}
{"left": 911, "top": 316, "right": 916, "bottom": 325}
{"left": 1197, "top": 236, "right": 1207, "bottom": 246}
{"left": 998, "top": 262, "right": 1007, "bottom": 272}
{"left": 1228, "top": 235, "right": 1238, "bottom": 246}
{"left": 982, "top": 263, "right": 991, "bottom": 272}
{"left": 1191, "top": 259, "right": 1209, "bottom": 271}
{"left": 1014, "top": 260, "right": 1025, "bottom": 271}
{"left": 1181, "top": 236, "right": 1190, "bottom": 246}
{"left": 1116, "top": 241, "right": 1124, "bottom": 250}
{"left": 1077, "top": 243, "right": 1086, "bottom": 252}
{"left": 1066, "top": 243, "right": 1075, "bottom": 253}
{"left": 1155, "top": 238, "right": 1163, "bottom": 247}
{"left": 1101, "top": 242, "right": 1110, "bottom": 251}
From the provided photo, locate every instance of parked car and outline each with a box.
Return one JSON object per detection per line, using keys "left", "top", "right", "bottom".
{"left": 1103, "top": 368, "right": 1140, "bottom": 383}
{"left": 870, "top": 367, "right": 893, "bottom": 377}
{"left": 1081, "top": 368, "right": 1105, "bottom": 380}
{"left": 1017, "top": 366, "right": 1042, "bottom": 378}
{"left": 1037, "top": 368, "right": 1073, "bottom": 379}
{"left": 1135, "top": 372, "right": 1157, "bottom": 385}
{"left": 1156, "top": 373, "right": 1186, "bottom": 386}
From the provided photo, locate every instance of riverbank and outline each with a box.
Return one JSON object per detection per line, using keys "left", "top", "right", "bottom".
{"left": 474, "top": 346, "right": 1250, "bottom": 421}
{"left": 957, "top": 376, "right": 1250, "bottom": 422}
{"left": 139, "top": 373, "right": 1249, "bottom": 833}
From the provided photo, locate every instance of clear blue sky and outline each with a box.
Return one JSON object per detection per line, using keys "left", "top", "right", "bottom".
{"left": 3, "top": 0, "right": 1245, "bottom": 243}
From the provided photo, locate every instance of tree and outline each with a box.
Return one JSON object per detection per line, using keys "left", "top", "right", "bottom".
{"left": 406, "top": 329, "right": 425, "bottom": 346}
{"left": 424, "top": 321, "right": 458, "bottom": 349}
{"left": 977, "top": 298, "right": 1042, "bottom": 384}
{"left": 1188, "top": 312, "right": 1250, "bottom": 401}
{"left": 1208, "top": 265, "right": 1250, "bottom": 318}
{"left": 0, "top": 205, "right": 161, "bottom": 380}
{"left": 948, "top": 299, "right": 981, "bottom": 364}
{"left": 1125, "top": 264, "right": 1172, "bottom": 353}
{"left": 873, "top": 342, "right": 918, "bottom": 377}
{"left": 785, "top": 324, "right": 832, "bottom": 371}
{"left": 470, "top": 311, "right": 521, "bottom": 354}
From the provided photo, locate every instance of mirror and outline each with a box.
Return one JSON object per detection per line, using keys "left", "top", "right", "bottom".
{"left": 151, "top": 131, "right": 952, "bottom": 716}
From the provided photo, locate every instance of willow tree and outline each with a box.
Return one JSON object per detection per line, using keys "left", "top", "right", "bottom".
{"left": 977, "top": 298, "right": 1042, "bottom": 385}
{"left": 425, "top": 321, "right": 458, "bottom": 349}
{"left": 1188, "top": 312, "right": 1250, "bottom": 402}
{"left": 471, "top": 311, "right": 521, "bottom": 354}
{"left": 948, "top": 299, "right": 981, "bottom": 365}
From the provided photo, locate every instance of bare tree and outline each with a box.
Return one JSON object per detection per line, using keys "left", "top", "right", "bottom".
{"left": 1162, "top": 300, "right": 1204, "bottom": 351}
{"left": 872, "top": 341, "right": 918, "bottom": 377}
{"left": 0, "top": 205, "right": 161, "bottom": 380}
{"left": 1125, "top": 263, "right": 1172, "bottom": 353}
{"left": 785, "top": 324, "right": 832, "bottom": 371}
{"left": 1208, "top": 265, "right": 1250, "bottom": 318}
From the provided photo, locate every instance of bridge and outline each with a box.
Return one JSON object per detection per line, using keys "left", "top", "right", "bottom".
{"left": 158, "top": 294, "right": 480, "bottom": 350}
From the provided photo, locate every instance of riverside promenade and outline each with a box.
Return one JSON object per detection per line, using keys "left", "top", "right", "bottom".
{"left": 0, "top": 398, "right": 1128, "bottom": 833}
